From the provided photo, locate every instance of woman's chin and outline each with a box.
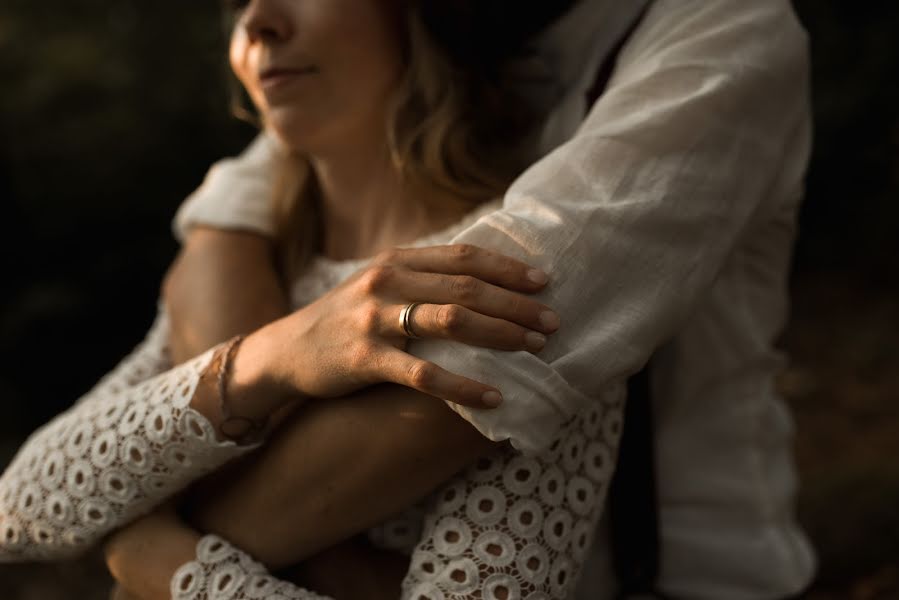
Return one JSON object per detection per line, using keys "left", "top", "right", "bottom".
{"left": 264, "top": 112, "right": 324, "bottom": 155}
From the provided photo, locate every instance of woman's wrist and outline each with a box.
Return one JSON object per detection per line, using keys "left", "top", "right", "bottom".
{"left": 190, "top": 329, "right": 302, "bottom": 444}
{"left": 227, "top": 329, "right": 301, "bottom": 424}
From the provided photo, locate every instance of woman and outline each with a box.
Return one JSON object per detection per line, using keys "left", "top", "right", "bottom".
{"left": 2, "top": 1, "right": 616, "bottom": 599}
{"left": 152, "top": 1, "right": 818, "bottom": 599}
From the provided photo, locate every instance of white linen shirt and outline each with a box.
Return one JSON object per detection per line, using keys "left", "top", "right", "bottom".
{"left": 174, "top": 0, "right": 816, "bottom": 597}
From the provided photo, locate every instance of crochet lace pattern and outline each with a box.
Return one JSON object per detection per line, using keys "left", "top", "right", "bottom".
{"left": 1, "top": 212, "right": 626, "bottom": 597}
{"left": 0, "top": 312, "right": 254, "bottom": 561}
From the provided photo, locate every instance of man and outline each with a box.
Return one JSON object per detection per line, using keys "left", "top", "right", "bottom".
{"left": 162, "top": 0, "right": 815, "bottom": 597}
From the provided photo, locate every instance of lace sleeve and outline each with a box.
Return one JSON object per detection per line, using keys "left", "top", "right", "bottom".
{"left": 171, "top": 535, "right": 332, "bottom": 600}
{"left": 0, "top": 307, "right": 256, "bottom": 562}
{"left": 400, "top": 385, "right": 625, "bottom": 600}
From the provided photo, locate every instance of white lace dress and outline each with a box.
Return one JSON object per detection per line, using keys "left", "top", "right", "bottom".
{"left": 0, "top": 205, "right": 625, "bottom": 599}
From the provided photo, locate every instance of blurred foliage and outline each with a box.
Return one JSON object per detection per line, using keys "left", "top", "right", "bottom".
{"left": 792, "top": 1, "right": 899, "bottom": 283}
{"left": 0, "top": 1, "right": 897, "bottom": 597}
{"left": 0, "top": 1, "right": 256, "bottom": 432}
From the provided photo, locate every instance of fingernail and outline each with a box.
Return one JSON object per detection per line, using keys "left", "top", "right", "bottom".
{"left": 525, "top": 331, "right": 546, "bottom": 352}
{"left": 482, "top": 391, "right": 503, "bottom": 408}
{"left": 527, "top": 268, "right": 548, "bottom": 285}
{"left": 539, "top": 310, "right": 560, "bottom": 331}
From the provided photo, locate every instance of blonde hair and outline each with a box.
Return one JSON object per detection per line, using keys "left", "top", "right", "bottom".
{"left": 267, "top": 7, "right": 542, "bottom": 284}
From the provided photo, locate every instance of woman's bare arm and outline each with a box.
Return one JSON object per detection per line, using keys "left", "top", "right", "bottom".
{"left": 183, "top": 382, "right": 497, "bottom": 569}
{"left": 163, "top": 227, "right": 289, "bottom": 363}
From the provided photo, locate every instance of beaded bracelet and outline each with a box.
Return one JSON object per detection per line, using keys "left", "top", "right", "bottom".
{"left": 216, "top": 335, "right": 268, "bottom": 444}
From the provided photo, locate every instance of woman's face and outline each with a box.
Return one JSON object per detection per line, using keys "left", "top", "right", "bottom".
{"left": 229, "top": 0, "right": 405, "bottom": 153}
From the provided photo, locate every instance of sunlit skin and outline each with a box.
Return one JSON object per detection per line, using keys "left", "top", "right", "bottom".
{"left": 104, "top": 1, "right": 558, "bottom": 598}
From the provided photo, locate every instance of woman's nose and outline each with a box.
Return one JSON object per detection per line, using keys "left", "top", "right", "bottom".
{"left": 241, "top": 0, "right": 292, "bottom": 44}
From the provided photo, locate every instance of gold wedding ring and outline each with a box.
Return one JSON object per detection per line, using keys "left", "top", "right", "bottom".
{"left": 399, "top": 302, "right": 422, "bottom": 339}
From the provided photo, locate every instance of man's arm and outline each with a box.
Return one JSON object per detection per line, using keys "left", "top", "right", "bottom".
{"left": 408, "top": 0, "right": 812, "bottom": 453}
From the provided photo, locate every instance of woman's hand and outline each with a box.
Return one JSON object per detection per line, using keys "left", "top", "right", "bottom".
{"left": 234, "top": 244, "right": 560, "bottom": 409}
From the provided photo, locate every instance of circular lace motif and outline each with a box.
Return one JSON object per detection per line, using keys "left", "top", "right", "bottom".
{"left": 433, "top": 517, "right": 472, "bottom": 557}
{"left": 602, "top": 411, "right": 623, "bottom": 442}
{"left": 483, "top": 572, "right": 522, "bottom": 600}
{"left": 465, "top": 485, "right": 506, "bottom": 527}
{"left": 99, "top": 468, "right": 137, "bottom": 504}
{"left": 16, "top": 482, "right": 43, "bottom": 520}
{"left": 1, "top": 517, "right": 24, "bottom": 550}
{"left": 583, "top": 442, "right": 613, "bottom": 483}
{"left": 508, "top": 498, "right": 544, "bottom": 539}
{"left": 538, "top": 465, "right": 565, "bottom": 506}
{"left": 516, "top": 543, "right": 551, "bottom": 586}
{"left": 543, "top": 508, "right": 574, "bottom": 552}
{"left": 566, "top": 475, "right": 596, "bottom": 517}
{"left": 180, "top": 409, "right": 215, "bottom": 444}
{"left": 29, "top": 520, "right": 57, "bottom": 547}
{"left": 409, "top": 550, "right": 445, "bottom": 582}
{"left": 570, "top": 519, "right": 594, "bottom": 561}
{"left": 65, "top": 421, "right": 95, "bottom": 461}
{"left": 90, "top": 430, "right": 118, "bottom": 469}
{"left": 503, "top": 456, "right": 542, "bottom": 496}
{"left": 96, "top": 400, "right": 127, "bottom": 429}
{"left": 439, "top": 557, "right": 479, "bottom": 595}
{"left": 472, "top": 530, "right": 516, "bottom": 568}
{"left": 583, "top": 403, "right": 604, "bottom": 437}
{"left": 562, "top": 432, "right": 586, "bottom": 473}
{"left": 171, "top": 560, "right": 205, "bottom": 598}
{"left": 197, "top": 535, "right": 235, "bottom": 564}
{"left": 435, "top": 480, "right": 466, "bottom": 514}
{"left": 145, "top": 405, "right": 175, "bottom": 444}
{"left": 39, "top": 450, "right": 66, "bottom": 490}
{"left": 120, "top": 437, "right": 153, "bottom": 475}
{"left": 78, "top": 498, "right": 112, "bottom": 528}
{"left": 118, "top": 402, "right": 147, "bottom": 437}
{"left": 44, "top": 491, "right": 74, "bottom": 526}
{"left": 162, "top": 443, "right": 192, "bottom": 470}
{"left": 65, "top": 459, "right": 96, "bottom": 499}
{"left": 244, "top": 574, "right": 279, "bottom": 599}
{"left": 550, "top": 554, "right": 574, "bottom": 597}
{"left": 209, "top": 563, "right": 246, "bottom": 600}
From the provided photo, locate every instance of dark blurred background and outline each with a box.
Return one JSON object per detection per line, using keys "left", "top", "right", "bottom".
{"left": 0, "top": 1, "right": 897, "bottom": 598}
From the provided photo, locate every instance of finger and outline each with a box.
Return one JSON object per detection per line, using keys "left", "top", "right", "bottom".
{"left": 378, "top": 348, "right": 503, "bottom": 409}
{"left": 374, "top": 244, "right": 549, "bottom": 293}
{"left": 396, "top": 302, "right": 548, "bottom": 353}
{"left": 389, "top": 270, "right": 560, "bottom": 333}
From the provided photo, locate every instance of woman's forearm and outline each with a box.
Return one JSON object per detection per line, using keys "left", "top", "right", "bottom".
{"left": 183, "top": 383, "right": 497, "bottom": 570}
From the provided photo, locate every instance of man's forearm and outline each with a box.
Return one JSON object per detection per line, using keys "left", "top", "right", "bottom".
{"left": 182, "top": 383, "right": 498, "bottom": 570}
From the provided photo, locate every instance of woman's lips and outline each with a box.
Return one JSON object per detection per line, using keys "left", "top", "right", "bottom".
{"left": 259, "top": 66, "right": 317, "bottom": 92}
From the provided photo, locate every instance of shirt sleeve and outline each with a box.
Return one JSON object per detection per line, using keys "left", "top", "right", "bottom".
{"left": 173, "top": 133, "right": 281, "bottom": 243}
{"left": 0, "top": 308, "right": 255, "bottom": 562}
{"left": 408, "top": 0, "right": 811, "bottom": 454}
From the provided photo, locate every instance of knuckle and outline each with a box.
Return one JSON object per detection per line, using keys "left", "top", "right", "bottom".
{"left": 450, "top": 275, "right": 480, "bottom": 300}
{"left": 373, "top": 247, "right": 401, "bottom": 265}
{"left": 406, "top": 361, "right": 435, "bottom": 388}
{"left": 360, "top": 265, "right": 394, "bottom": 293}
{"left": 450, "top": 243, "right": 478, "bottom": 261}
{"left": 437, "top": 304, "right": 467, "bottom": 332}
{"left": 357, "top": 302, "right": 381, "bottom": 333}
